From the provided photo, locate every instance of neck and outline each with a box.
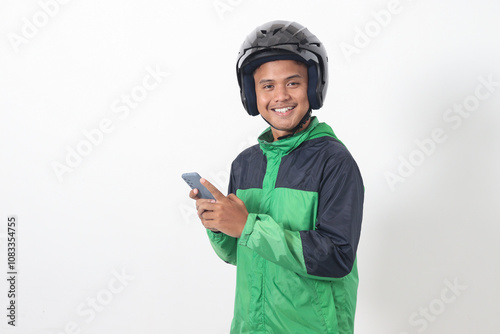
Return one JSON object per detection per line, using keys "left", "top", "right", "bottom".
{"left": 271, "top": 117, "right": 312, "bottom": 141}
{"left": 269, "top": 108, "right": 312, "bottom": 141}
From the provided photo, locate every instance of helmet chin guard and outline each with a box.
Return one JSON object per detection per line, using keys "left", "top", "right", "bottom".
{"left": 236, "top": 21, "right": 329, "bottom": 116}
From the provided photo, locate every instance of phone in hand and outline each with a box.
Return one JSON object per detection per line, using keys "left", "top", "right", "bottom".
{"left": 182, "top": 172, "right": 215, "bottom": 200}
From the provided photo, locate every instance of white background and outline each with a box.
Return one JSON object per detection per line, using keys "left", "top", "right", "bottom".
{"left": 1, "top": 0, "right": 499, "bottom": 333}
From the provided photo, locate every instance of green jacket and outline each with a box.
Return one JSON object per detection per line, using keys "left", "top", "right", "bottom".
{"left": 208, "top": 117, "right": 364, "bottom": 333}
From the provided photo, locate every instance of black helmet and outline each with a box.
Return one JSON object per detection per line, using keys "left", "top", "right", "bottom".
{"left": 236, "top": 20, "right": 329, "bottom": 116}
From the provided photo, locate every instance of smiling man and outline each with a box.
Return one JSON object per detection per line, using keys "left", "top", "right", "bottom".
{"left": 254, "top": 59, "right": 311, "bottom": 140}
{"left": 190, "top": 21, "right": 364, "bottom": 334}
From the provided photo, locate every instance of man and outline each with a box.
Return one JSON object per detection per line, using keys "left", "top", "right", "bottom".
{"left": 189, "top": 20, "right": 364, "bottom": 334}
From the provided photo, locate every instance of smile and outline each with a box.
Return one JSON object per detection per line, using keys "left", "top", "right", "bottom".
{"left": 273, "top": 106, "right": 295, "bottom": 114}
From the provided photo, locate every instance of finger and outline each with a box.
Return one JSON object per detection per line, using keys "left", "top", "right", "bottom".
{"left": 196, "top": 198, "right": 215, "bottom": 207}
{"left": 202, "top": 220, "right": 218, "bottom": 232}
{"left": 200, "top": 178, "right": 226, "bottom": 201}
{"left": 189, "top": 188, "right": 199, "bottom": 199}
{"left": 198, "top": 208, "right": 211, "bottom": 218}
{"left": 200, "top": 215, "right": 216, "bottom": 229}
{"left": 197, "top": 201, "right": 217, "bottom": 217}
{"left": 227, "top": 193, "right": 243, "bottom": 204}
{"left": 201, "top": 210, "right": 217, "bottom": 220}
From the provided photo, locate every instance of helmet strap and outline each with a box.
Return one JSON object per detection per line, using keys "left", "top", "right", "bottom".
{"left": 261, "top": 108, "right": 312, "bottom": 141}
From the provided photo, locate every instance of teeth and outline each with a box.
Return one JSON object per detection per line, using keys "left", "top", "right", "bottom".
{"left": 274, "top": 107, "right": 294, "bottom": 113}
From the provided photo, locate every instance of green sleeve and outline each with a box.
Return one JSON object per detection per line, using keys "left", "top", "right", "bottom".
{"left": 238, "top": 213, "right": 342, "bottom": 281}
{"left": 207, "top": 230, "right": 238, "bottom": 265}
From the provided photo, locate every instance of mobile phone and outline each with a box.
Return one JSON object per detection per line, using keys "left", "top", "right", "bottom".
{"left": 181, "top": 172, "right": 215, "bottom": 200}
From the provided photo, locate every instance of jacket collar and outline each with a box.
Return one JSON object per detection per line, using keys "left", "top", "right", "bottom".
{"left": 257, "top": 117, "right": 321, "bottom": 156}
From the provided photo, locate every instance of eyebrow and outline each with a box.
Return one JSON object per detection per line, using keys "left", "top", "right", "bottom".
{"left": 258, "top": 74, "right": 303, "bottom": 85}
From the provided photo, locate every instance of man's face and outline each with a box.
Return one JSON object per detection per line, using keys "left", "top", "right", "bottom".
{"left": 253, "top": 60, "right": 310, "bottom": 140}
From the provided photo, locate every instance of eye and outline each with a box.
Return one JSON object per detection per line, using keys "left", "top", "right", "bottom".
{"left": 263, "top": 84, "right": 274, "bottom": 89}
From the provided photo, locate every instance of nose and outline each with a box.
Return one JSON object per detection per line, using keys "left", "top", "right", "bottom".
{"left": 273, "top": 84, "right": 290, "bottom": 102}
